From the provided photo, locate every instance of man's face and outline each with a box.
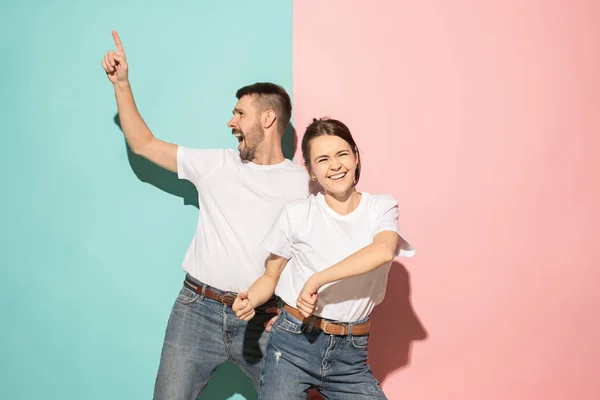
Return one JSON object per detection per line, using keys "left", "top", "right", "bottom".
{"left": 227, "top": 95, "right": 265, "bottom": 161}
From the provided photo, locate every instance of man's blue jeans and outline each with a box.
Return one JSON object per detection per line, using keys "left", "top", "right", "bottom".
{"left": 153, "top": 275, "right": 275, "bottom": 400}
{"left": 258, "top": 307, "right": 387, "bottom": 399}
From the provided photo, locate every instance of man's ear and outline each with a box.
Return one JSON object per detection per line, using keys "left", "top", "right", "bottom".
{"left": 262, "top": 110, "right": 277, "bottom": 129}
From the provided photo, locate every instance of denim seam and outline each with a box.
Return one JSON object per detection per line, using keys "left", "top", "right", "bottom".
{"left": 223, "top": 305, "right": 233, "bottom": 360}
{"left": 192, "top": 380, "right": 209, "bottom": 400}
{"left": 350, "top": 333, "right": 369, "bottom": 350}
{"left": 319, "top": 335, "right": 335, "bottom": 388}
{"left": 258, "top": 327, "right": 277, "bottom": 390}
{"left": 275, "top": 323, "right": 306, "bottom": 335}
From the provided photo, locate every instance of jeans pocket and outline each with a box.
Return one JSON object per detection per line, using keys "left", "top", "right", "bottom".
{"left": 350, "top": 334, "right": 370, "bottom": 350}
{"left": 175, "top": 286, "right": 199, "bottom": 305}
{"left": 274, "top": 311, "right": 306, "bottom": 335}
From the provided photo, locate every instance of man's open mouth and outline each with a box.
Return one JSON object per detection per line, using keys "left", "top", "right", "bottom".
{"left": 232, "top": 131, "right": 244, "bottom": 143}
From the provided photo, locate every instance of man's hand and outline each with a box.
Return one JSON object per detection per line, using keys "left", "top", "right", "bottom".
{"left": 233, "top": 291, "right": 255, "bottom": 321}
{"left": 101, "top": 30, "right": 128, "bottom": 85}
{"left": 296, "top": 274, "right": 322, "bottom": 318}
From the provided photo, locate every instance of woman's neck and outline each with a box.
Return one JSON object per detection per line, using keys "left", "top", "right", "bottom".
{"left": 323, "top": 189, "right": 361, "bottom": 215}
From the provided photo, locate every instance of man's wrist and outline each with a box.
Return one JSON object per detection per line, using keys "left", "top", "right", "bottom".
{"left": 114, "top": 80, "right": 131, "bottom": 91}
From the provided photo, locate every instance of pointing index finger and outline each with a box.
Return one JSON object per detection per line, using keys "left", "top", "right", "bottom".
{"left": 112, "top": 30, "right": 124, "bottom": 54}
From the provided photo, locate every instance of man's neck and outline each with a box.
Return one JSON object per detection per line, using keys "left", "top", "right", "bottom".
{"left": 251, "top": 141, "right": 285, "bottom": 165}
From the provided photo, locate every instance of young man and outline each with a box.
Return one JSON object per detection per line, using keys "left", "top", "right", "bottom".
{"left": 101, "top": 31, "right": 309, "bottom": 399}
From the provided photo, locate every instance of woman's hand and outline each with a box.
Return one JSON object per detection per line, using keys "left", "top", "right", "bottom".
{"left": 296, "top": 274, "right": 322, "bottom": 318}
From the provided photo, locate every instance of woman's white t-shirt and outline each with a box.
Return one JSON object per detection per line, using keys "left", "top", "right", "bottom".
{"left": 262, "top": 192, "right": 415, "bottom": 323}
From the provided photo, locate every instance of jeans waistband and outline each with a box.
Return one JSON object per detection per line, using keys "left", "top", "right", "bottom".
{"left": 185, "top": 274, "right": 233, "bottom": 295}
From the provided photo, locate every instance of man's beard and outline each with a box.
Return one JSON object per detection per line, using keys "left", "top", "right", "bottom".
{"left": 238, "top": 121, "right": 265, "bottom": 162}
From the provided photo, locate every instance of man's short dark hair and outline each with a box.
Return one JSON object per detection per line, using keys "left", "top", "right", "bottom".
{"left": 236, "top": 82, "right": 292, "bottom": 136}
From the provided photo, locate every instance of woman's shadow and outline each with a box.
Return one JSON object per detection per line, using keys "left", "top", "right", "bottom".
{"left": 368, "top": 261, "right": 428, "bottom": 382}
{"left": 308, "top": 261, "right": 427, "bottom": 399}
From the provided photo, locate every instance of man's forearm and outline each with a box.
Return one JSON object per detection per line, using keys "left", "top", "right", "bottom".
{"left": 247, "top": 275, "right": 279, "bottom": 309}
{"left": 114, "top": 81, "right": 154, "bottom": 154}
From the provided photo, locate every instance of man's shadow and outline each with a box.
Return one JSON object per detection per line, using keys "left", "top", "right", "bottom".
{"left": 114, "top": 113, "right": 298, "bottom": 400}
{"left": 282, "top": 120, "right": 298, "bottom": 162}
{"left": 308, "top": 262, "right": 427, "bottom": 400}
{"left": 114, "top": 114, "right": 199, "bottom": 208}
{"left": 114, "top": 114, "right": 298, "bottom": 208}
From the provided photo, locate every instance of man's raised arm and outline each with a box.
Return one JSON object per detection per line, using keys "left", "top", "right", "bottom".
{"left": 101, "top": 30, "right": 178, "bottom": 173}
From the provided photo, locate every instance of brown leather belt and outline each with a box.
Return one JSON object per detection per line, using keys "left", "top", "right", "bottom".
{"left": 184, "top": 279, "right": 237, "bottom": 307}
{"left": 283, "top": 304, "right": 371, "bottom": 336}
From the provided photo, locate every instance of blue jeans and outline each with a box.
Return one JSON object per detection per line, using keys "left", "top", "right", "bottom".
{"left": 258, "top": 308, "right": 387, "bottom": 399}
{"left": 153, "top": 275, "right": 276, "bottom": 400}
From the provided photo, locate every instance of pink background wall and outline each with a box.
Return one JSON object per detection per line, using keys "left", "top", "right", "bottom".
{"left": 293, "top": 1, "right": 600, "bottom": 399}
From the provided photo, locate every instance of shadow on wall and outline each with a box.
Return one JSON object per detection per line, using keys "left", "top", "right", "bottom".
{"left": 368, "top": 262, "right": 428, "bottom": 382}
{"left": 114, "top": 113, "right": 199, "bottom": 208}
{"left": 115, "top": 113, "right": 298, "bottom": 209}
{"left": 283, "top": 120, "right": 298, "bottom": 161}
{"left": 308, "top": 261, "right": 427, "bottom": 400}
{"left": 290, "top": 121, "right": 323, "bottom": 196}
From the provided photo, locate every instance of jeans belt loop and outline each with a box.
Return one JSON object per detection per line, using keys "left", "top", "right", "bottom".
{"left": 346, "top": 323, "right": 354, "bottom": 341}
{"left": 222, "top": 293, "right": 236, "bottom": 305}
{"left": 200, "top": 284, "right": 206, "bottom": 300}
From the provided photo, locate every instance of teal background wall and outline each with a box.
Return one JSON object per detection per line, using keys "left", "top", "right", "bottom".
{"left": 0, "top": 1, "right": 292, "bottom": 399}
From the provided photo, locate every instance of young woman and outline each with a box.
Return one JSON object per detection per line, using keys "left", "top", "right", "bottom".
{"left": 233, "top": 118, "right": 415, "bottom": 399}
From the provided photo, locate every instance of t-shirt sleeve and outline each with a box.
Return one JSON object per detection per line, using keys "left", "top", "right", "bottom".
{"left": 262, "top": 203, "right": 293, "bottom": 259}
{"left": 177, "top": 146, "right": 227, "bottom": 184}
{"left": 373, "top": 195, "right": 416, "bottom": 258}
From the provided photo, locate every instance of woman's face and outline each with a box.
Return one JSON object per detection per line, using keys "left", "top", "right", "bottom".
{"left": 308, "top": 135, "right": 359, "bottom": 196}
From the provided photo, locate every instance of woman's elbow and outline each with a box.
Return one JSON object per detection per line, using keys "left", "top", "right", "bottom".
{"left": 380, "top": 246, "right": 396, "bottom": 264}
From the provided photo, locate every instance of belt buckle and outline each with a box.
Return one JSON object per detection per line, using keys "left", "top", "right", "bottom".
{"left": 221, "top": 292, "right": 236, "bottom": 305}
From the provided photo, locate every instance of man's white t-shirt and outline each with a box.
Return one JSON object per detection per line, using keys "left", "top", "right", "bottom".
{"left": 263, "top": 192, "right": 415, "bottom": 322}
{"left": 177, "top": 147, "right": 309, "bottom": 292}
